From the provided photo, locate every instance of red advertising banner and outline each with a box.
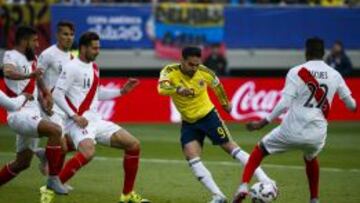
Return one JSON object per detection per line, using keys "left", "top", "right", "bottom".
{"left": 0, "top": 77, "right": 359, "bottom": 124}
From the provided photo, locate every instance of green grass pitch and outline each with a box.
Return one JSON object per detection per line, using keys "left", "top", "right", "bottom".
{"left": 0, "top": 122, "right": 359, "bottom": 203}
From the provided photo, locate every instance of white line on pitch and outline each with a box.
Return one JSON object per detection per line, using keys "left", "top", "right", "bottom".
{"left": 0, "top": 152, "right": 359, "bottom": 173}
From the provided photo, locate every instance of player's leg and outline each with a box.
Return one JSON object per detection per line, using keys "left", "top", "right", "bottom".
{"left": 303, "top": 142, "right": 324, "bottom": 203}
{"left": 233, "top": 127, "right": 287, "bottom": 203}
{"left": 58, "top": 123, "right": 96, "bottom": 184}
{"left": 37, "top": 119, "right": 69, "bottom": 194}
{"left": 94, "top": 121, "right": 149, "bottom": 203}
{"left": 0, "top": 148, "right": 33, "bottom": 186}
{"left": 35, "top": 113, "right": 74, "bottom": 176}
{"left": 204, "top": 112, "right": 273, "bottom": 184}
{"left": 181, "top": 119, "right": 226, "bottom": 202}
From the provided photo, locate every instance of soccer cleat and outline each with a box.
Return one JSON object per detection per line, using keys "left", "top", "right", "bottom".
{"left": 209, "top": 194, "right": 228, "bottom": 203}
{"left": 40, "top": 186, "right": 55, "bottom": 203}
{"left": 310, "top": 198, "right": 320, "bottom": 203}
{"left": 34, "top": 148, "right": 49, "bottom": 176}
{"left": 65, "top": 183, "right": 74, "bottom": 191}
{"left": 232, "top": 183, "right": 249, "bottom": 203}
{"left": 118, "top": 191, "right": 150, "bottom": 203}
{"left": 47, "top": 176, "right": 69, "bottom": 195}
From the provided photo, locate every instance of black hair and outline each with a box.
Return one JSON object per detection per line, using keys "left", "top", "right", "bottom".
{"left": 305, "top": 37, "right": 325, "bottom": 60}
{"left": 78, "top": 32, "right": 99, "bottom": 50}
{"left": 182, "top": 46, "right": 201, "bottom": 59}
{"left": 57, "top": 21, "right": 75, "bottom": 33}
{"left": 334, "top": 40, "right": 343, "bottom": 49}
{"left": 15, "top": 26, "right": 37, "bottom": 45}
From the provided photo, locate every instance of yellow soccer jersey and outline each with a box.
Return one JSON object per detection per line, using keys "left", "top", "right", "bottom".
{"left": 158, "top": 63, "right": 229, "bottom": 123}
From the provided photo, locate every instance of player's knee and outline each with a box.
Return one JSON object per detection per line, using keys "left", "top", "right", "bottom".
{"left": 47, "top": 123, "right": 62, "bottom": 139}
{"left": 124, "top": 137, "right": 140, "bottom": 152}
{"left": 78, "top": 140, "right": 96, "bottom": 160}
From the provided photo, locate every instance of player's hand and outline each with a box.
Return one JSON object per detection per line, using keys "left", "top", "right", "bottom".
{"left": 21, "top": 93, "right": 34, "bottom": 101}
{"left": 246, "top": 119, "right": 269, "bottom": 131}
{"left": 176, "top": 87, "right": 194, "bottom": 97}
{"left": 222, "top": 102, "right": 232, "bottom": 113}
{"left": 121, "top": 78, "right": 140, "bottom": 95}
{"left": 28, "top": 69, "right": 44, "bottom": 79}
{"left": 72, "top": 115, "right": 88, "bottom": 128}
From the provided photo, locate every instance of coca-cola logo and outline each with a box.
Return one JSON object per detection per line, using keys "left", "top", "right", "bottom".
{"left": 230, "top": 81, "right": 282, "bottom": 120}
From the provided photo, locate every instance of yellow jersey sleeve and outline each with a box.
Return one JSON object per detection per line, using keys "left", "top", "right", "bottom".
{"left": 157, "top": 64, "right": 179, "bottom": 95}
{"left": 199, "top": 66, "right": 230, "bottom": 107}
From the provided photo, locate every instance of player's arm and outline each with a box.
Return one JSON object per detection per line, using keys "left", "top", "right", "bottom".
{"left": 98, "top": 78, "right": 139, "bottom": 100}
{"left": 36, "top": 53, "right": 53, "bottom": 115}
{"left": 53, "top": 67, "right": 88, "bottom": 128}
{"left": 204, "top": 68, "right": 231, "bottom": 113}
{"left": 246, "top": 70, "right": 297, "bottom": 131}
{"left": 157, "top": 67, "right": 177, "bottom": 96}
{"left": 0, "top": 91, "right": 33, "bottom": 111}
{"left": 212, "top": 81, "right": 231, "bottom": 113}
{"left": 337, "top": 75, "right": 357, "bottom": 112}
{"left": 37, "top": 77, "right": 53, "bottom": 115}
{"left": 3, "top": 63, "right": 43, "bottom": 80}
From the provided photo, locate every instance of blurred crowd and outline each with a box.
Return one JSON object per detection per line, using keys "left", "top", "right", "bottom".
{"left": 2, "top": 0, "right": 359, "bottom": 6}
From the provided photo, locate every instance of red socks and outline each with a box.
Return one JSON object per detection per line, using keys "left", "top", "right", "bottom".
{"left": 122, "top": 149, "right": 140, "bottom": 195}
{"left": 59, "top": 152, "right": 89, "bottom": 183}
{"left": 46, "top": 145, "right": 63, "bottom": 176}
{"left": 242, "top": 145, "right": 265, "bottom": 183}
{"left": 305, "top": 157, "right": 319, "bottom": 199}
{"left": 0, "top": 164, "right": 17, "bottom": 186}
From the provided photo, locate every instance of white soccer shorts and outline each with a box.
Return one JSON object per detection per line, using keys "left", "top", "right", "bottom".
{"left": 7, "top": 108, "right": 42, "bottom": 152}
{"left": 67, "top": 119, "right": 121, "bottom": 149}
{"left": 261, "top": 126, "right": 326, "bottom": 160}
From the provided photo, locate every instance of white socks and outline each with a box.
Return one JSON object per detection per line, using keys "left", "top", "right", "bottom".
{"left": 188, "top": 157, "right": 225, "bottom": 197}
{"left": 231, "top": 147, "right": 272, "bottom": 183}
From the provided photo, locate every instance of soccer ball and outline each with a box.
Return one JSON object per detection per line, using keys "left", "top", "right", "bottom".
{"left": 249, "top": 182, "right": 278, "bottom": 203}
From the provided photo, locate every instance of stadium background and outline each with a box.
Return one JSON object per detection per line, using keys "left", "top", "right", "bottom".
{"left": 0, "top": 1, "right": 359, "bottom": 203}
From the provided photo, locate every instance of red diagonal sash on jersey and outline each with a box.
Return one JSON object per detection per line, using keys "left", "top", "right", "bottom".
{"left": 65, "top": 63, "right": 99, "bottom": 116}
{"left": 298, "top": 67, "right": 330, "bottom": 118}
{"left": 5, "top": 59, "right": 37, "bottom": 97}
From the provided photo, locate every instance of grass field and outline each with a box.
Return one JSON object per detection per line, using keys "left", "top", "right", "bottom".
{"left": 0, "top": 122, "right": 359, "bottom": 203}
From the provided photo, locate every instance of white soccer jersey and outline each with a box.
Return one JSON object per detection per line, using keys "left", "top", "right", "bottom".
{"left": 54, "top": 57, "right": 101, "bottom": 121}
{"left": 280, "top": 60, "right": 352, "bottom": 136}
{"left": 37, "top": 45, "right": 73, "bottom": 91}
{"left": 2, "top": 50, "right": 39, "bottom": 109}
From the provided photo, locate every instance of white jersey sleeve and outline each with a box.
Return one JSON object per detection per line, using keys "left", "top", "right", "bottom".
{"left": 336, "top": 74, "right": 356, "bottom": 111}
{"left": 266, "top": 70, "right": 297, "bottom": 122}
{"left": 282, "top": 69, "right": 300, "bottom": 98}
{"left": 336, "top": 75, "right": 352, "bottom": 99}
{"left": 37, "top": 52, "right": 51, "bottom": 71}
{"left": 53, "top": 65, "right": 77, "bottom": 117}
{"left": 0, "top": 91, "right": 26, "bottom": 111}
{"left": 98, "top": 87, "right": 121, "bottom": 100}
{"left": 3, "top": 51, "right": 17, "bottom": 67}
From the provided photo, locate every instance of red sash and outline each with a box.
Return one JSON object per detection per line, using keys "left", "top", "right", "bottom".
{"left": 65, "top": 63, "right": 99, "bottom": 116}
{"left": 298, "top": 67, "right": 330, "bottom": 118}
{"left": 5, "top": 59, "right": 37, "bottom": 98}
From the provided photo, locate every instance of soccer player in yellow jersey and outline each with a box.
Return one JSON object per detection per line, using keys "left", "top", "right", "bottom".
{"left": 158, "top": 47, "right": 273, "bottom": 203}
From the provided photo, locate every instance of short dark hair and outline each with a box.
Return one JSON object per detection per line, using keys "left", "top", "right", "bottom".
{"left": 305, "top": 37, "right": 325, "bottom": 60}
{"left": 182, "top": 47, "right": 201, "bottom": 59}
{"left": 78, "top": 32, "right": 99, "bottom": 50}
{"left": 57, "top": 21, "right": 75, "bottom": 33}
{"left": 334, "top": 40, "right": 343, "bottom": 48}
{"left": 15, "top": 26, "right": 37, "bottom": 45}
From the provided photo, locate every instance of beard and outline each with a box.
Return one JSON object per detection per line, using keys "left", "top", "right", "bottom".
{"left": 25, "top": 47, "right": 36, "bottom": 61}
{"left": 86, "top": 53, "right": 98, "bottom": 62}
